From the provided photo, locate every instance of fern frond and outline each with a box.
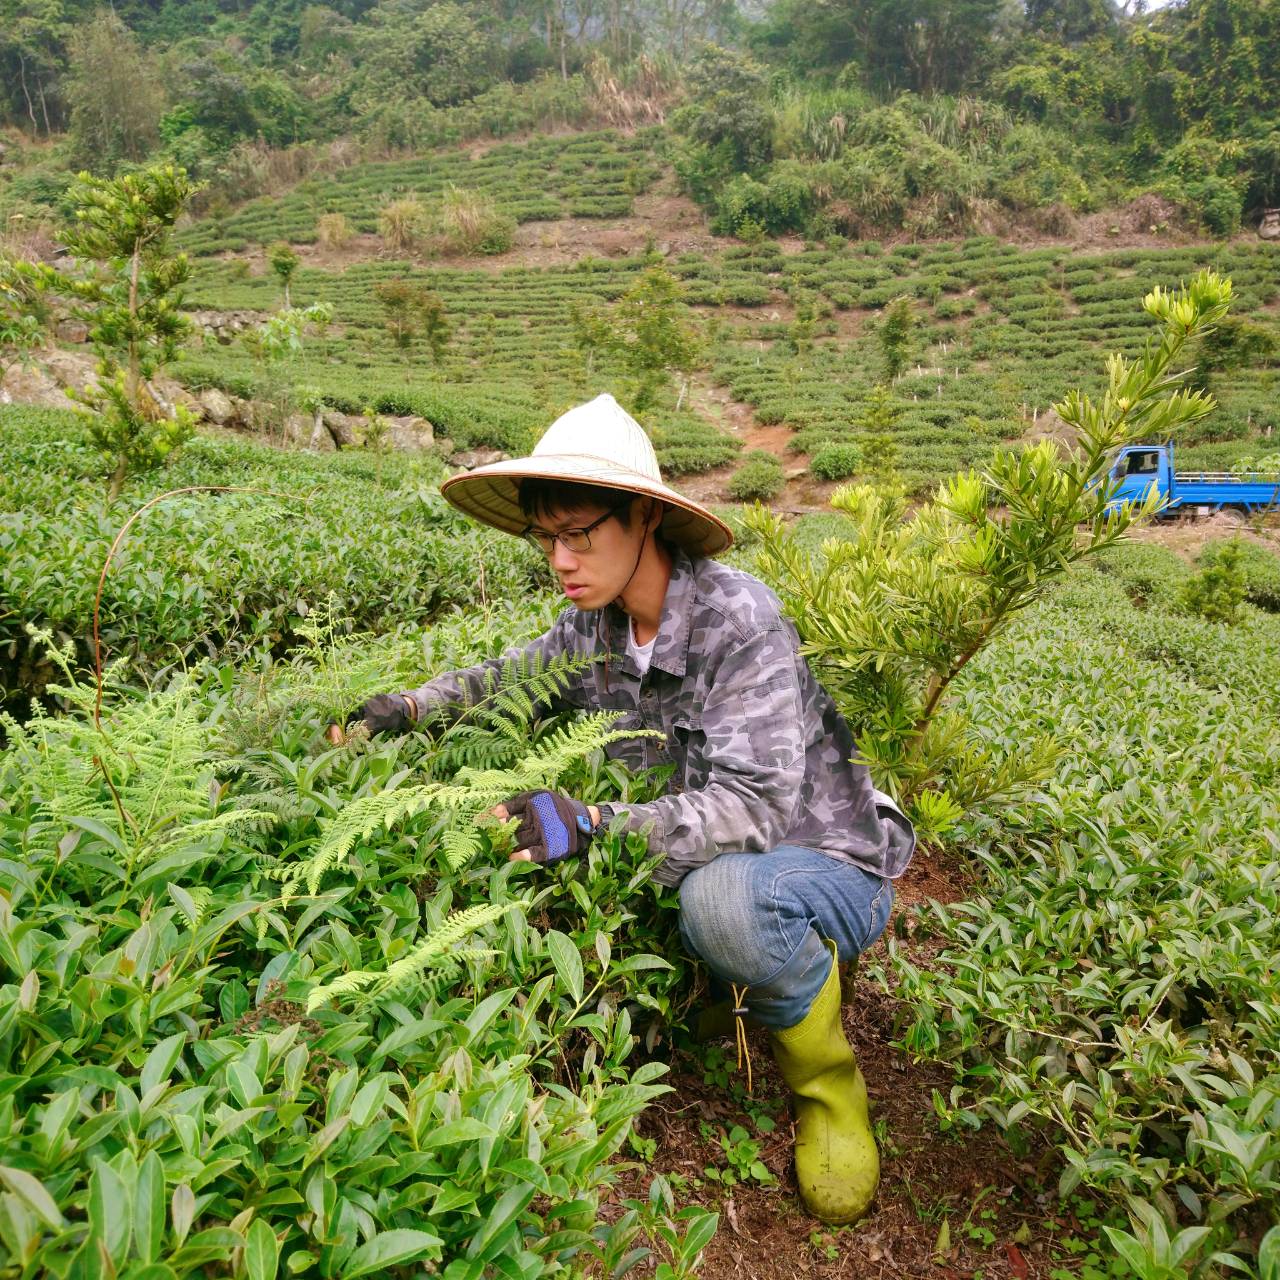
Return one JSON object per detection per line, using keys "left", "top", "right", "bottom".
{"left": 3, "top": 635, "right": 272, "bottom": 881}
{"left": 167, "top": 883, "right": 212, "bottom": 928}
{"left": 275, "top": 708, "right": 660, "bottom": 899}
{"left": 441, "top": 825, "right": 482, "bottom": 872}
{"left": 148, "top": 807, "right": 278, "bottom": 863}
{"left": 304, "top": 966, "right": 382, "bottom": 1010}
{"left": 501, "top": 711, "right": 665, "bottom": 793}
{"left": 263, "top": 785, "right": 441, "bottom": 900}
{"left": 306, "top": 902, "right": 515, "bottom": 1011}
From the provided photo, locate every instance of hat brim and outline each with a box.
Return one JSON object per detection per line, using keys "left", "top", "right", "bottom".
{"left": 440, "top": 453, "right": 734, "bottom": 557}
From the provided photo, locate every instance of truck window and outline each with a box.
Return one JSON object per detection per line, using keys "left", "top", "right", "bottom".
{"left": 1125, "top": 451, "right": 1159, "bottom": 476}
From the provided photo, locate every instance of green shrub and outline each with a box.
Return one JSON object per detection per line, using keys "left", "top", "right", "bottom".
{"left": 728, "top": 449, "right": 785, "bottom": 501}
{"left": 711, "top": 174, "right": 771, "bottom": 237}
{"left": 810, "top": 441, "right": 863, "bottom": 480}
{"left": 1182, "top": 537, "right": 1248, "bottom": 624}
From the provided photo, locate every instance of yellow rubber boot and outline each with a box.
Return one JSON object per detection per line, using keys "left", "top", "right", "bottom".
{"left": 768, "top": 939, "right": 878, "bottom": 1224}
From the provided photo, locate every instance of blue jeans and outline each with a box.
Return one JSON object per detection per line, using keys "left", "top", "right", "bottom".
{"left": 677, "top": 846, "right": 894, "bottom": 1030}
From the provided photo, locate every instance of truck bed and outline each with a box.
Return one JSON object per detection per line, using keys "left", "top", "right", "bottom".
{"left": 1170, "top": 471, "right": 1280, "bottom": 508}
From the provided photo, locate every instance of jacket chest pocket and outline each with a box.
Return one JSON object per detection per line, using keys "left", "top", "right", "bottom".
{"left": 670, "top": 714, "right": 707, "bottom": 791}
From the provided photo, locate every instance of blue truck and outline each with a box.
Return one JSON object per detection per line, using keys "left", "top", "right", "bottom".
{"left": 1104, "top": 442, "right": 1280, "bottom": 518}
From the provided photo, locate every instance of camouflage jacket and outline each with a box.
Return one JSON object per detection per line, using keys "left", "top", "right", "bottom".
{"left": 402, "top": 549, "right": 915, "bottom": 888}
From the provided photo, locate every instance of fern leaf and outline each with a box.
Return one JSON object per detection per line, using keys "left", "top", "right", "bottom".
{"left": 306, "top": 902, "right": 515, "bottom": 1011}
{"left": 440, "top": 826, "right": 482, "bottom": 872}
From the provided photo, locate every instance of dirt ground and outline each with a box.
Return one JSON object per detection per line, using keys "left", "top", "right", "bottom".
{"left": 606, "top": 845, "right": 1085, "bottom": 1280}
{"left": 1127, "top": 509, "right": 1280, "bottom": 558}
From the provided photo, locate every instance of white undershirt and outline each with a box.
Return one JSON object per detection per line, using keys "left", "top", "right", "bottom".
{"left": 626, "top": 617, "right": 657, "bottom": 675}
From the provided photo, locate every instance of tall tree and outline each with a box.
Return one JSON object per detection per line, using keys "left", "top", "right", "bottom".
{"left": 65, "top": 10, "right": 163, "bottom": 168}
{"left": 0, "top": 0, "right": 85, "bottom": 134}
{"left": 751, "top": 0, "right": 1005, "bottom": 93}
{"left": 1024, "top": 0, "right": 1115, "bottom": 43}
{"left": 353, "top": 0, "right": 496, "bottom": 107}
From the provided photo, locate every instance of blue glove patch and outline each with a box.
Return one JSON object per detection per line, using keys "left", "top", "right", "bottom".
{"left": 531, "top": 790, "right": 570, "bottom": 861}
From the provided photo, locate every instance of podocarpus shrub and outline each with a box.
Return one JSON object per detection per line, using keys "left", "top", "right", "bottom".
{"left": 1225, "top": 538, "right": 1280, "bottom": 611}
{"left": 61, "top": 164, "right": 200, "bottom": 501}
{"left": 728, "top": 448, "right": 785, "bottom": 500}
{"left": 747, "top": 270, "right": 1233, "bottom": 840}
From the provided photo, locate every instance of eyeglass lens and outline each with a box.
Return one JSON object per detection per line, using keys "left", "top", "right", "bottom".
{"left": 526, "top": 505, "right": 623, "bottom": 555}
{"left": 529, "top": 528, "right": 590, "bottom": 554}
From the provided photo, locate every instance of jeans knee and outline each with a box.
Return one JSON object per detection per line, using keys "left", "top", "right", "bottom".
{"left": 678, "top": 857, "right": 780, "bottom": 986}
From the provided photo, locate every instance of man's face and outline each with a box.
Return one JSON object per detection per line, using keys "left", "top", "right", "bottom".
{"left": 526, "top": 498, "right": 646, "bottom": 610}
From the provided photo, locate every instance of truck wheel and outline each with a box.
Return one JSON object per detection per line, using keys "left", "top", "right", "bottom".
{"left": 1217, "top": 505, "right": 1248, "bottom": 528}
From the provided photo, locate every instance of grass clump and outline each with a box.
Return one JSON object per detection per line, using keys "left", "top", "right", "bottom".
{"left": 440, "top": 185, "right": 517, "bottom": 255}
{"left": 378, "top": 196, "right": 429, "bottom": 252}
{"left": 316, "top": 211, "right": 354, "bottom": 250}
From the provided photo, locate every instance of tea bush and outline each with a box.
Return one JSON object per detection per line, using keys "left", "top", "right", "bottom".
{"left": 727, "top": 449, "right": 784, "bottom": 501}
{"left": 0, "top": 407, "right": 549, "bottom": 716}
{"left": 808, "top": 442, "right": 862, "bottom": 481}
{"left": 881, "top": 549, "right": 1280, "bottom": 1271}
{"left": 0, "top": 607, "right": 707, "bottom": 1276}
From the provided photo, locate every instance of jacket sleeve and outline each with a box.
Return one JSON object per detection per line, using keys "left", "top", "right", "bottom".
{"left": 400, "top": 610, "right": 582, "bottom": 728}
{"left": 602, "top": 627, "right": 805, "bottom": 885}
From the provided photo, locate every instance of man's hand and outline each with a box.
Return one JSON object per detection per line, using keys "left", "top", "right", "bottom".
{"left": 345, "top": 693, "right": 415, "bottom": 736}
{"left": 491, "top": 791, "right": 601, "bottom": 863}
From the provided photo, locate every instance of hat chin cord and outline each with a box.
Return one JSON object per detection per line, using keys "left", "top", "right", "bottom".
{"left": 598, "top": 503, "right": 660, "bottom": 693}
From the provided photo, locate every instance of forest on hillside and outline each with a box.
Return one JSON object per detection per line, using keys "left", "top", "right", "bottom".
{"left": 2, "top": 0, "right": 1278, "bottom": 239}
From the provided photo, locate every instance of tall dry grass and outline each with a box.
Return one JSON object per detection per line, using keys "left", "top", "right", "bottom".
{"left": 378, "top": 197, "right": 428, "bottom": 253}
{"left": 439, "top": 186, "right": 515, "bottom": 255}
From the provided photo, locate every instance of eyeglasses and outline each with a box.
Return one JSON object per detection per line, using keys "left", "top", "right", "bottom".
{"left": 522, "top": 505, "right": 626, "bottom": 556}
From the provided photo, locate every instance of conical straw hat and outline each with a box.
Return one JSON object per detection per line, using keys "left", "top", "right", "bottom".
{"left": 440, "top": 393, "right": 734, "bottom": 557}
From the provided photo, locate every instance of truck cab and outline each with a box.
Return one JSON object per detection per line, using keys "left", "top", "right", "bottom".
{"left": 1107, "top": 445, "right": 1171, "bottom": 510}
{"left": 1102, "top": 442, "right": 1280, "bottom": 518}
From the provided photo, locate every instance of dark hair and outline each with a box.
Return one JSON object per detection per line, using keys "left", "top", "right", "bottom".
{"left": 517, "top": 478, "right": 638, "bottom": 527}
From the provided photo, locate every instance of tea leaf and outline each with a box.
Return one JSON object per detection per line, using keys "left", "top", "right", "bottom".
{"left": 0, "top": 1165, "right": 64, "bottom": 1229}
{"left": 547, "top": 930, "right": 584, "bottom": 1004}
{"left": 345, "top": 1228, "right": 443, "bottom": 1277}
{"left": 245, "top": 1218, "right": 280, "bottom": 1280}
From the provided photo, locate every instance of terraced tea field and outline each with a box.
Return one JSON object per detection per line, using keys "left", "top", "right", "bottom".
{"left": 3, "top": 127, "right": 1280, "bottom": 1280}
{"left": 179, "top": 238, "right": 1280, "bottom": 492}
{"left": 181, "top": 129, "right": 664, "bottom": 256}
{"left": 171, "top": 137, "right": 1279, "bottom": 497}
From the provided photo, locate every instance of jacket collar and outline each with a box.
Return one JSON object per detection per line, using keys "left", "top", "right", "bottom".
{"left": 604, "top": 546, "right": 697, "bottom": 680}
